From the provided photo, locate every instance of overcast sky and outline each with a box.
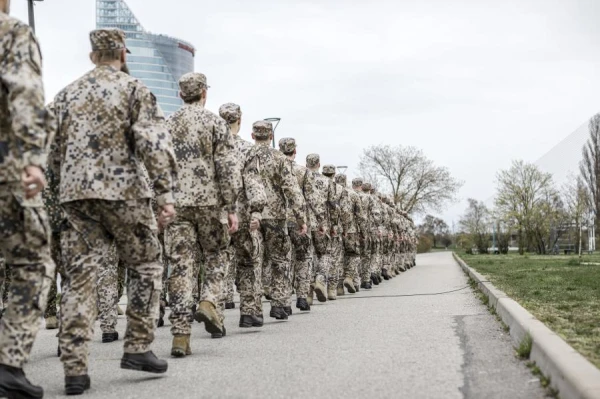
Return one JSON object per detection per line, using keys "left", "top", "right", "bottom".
{"left": 11, "top": 0, "right": 600, "bottom": 226}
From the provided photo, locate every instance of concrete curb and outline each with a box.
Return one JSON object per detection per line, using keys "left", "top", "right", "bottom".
{"left": 453, "top": 252, "right": 600, "bottom": 399}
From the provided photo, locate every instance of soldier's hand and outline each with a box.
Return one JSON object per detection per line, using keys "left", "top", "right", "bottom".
{"left": 158, "top": 204, "right": 176, "bottom": 229}
{"left": 250, "top": 218, "right": 260, "bottom": 231}
{"left": 299, "top": 224, "right": 308, "bottom": 236}
{"left": 377, "top": 231, "right": 382, "bottom": 238}
{"left": 22, "top": 166, "right": 46, "bottom": 199}
{"left": 318, "top": 225, "right": 326, "bottom": 236}
{"left": 228, "top": 213, "right": 239, "bottom": 234}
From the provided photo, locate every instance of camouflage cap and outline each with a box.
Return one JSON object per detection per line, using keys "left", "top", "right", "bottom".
{"left": 219, "top": 103, "right": 241, "bottom": 124}
{"left": 179, "top": 73, "right": 209, "bottom": 99}
{"left": 306, "top": 154, "right": 320, "bottom": 168}
{"left": 322, "top": 164, "right": 336, "bottom": 175}
{"left": 334, "top": 174, "right": 347, "bottom": 186}
{"left": 90, "top": 29, "right": 131, "bottom": 53}
{"left": 352, "top": 177, "right": 363, "bottom": 187}
{"left": 252, "top": 121, "right": 273, "bottom": 140}
{"left": 362, "top": 182, "right": 373, "bottom": 191}
{"left": 278, "top": 137, "right": 296, "bottom": 154}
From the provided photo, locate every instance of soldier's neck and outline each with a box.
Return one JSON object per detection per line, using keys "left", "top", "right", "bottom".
{"left": 256, "top": 140, "right": 270, "bottom": 147}
{"left": 229, "top": 123, "right": 241, "bottom": 135}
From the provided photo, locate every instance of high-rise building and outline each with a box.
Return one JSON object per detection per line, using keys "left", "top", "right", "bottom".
{"left": 95, "top": 0, "right": 195, "bottom": 116}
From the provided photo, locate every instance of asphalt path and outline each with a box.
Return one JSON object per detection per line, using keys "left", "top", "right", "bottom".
{"left": 23, "top": 251, "right": 548, "bottom": 398}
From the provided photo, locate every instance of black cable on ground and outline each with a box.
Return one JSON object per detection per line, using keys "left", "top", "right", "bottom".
{"left": 335, "top": 285, "right": 471, "bottom": 300}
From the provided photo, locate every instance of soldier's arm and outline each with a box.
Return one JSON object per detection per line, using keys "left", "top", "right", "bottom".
{"left": 280, "top": 159, "right": 305, "bottom": 226}
{"left": 327, "top": 181, "right": 340, "bottom": 228}
{"left": 354, "top": 195, "right": 368, "bottom": 235}
{"left": 339, "top": 190, "right": 352, "bottom": 234}
{"left": 213, "top": 119, "right": 241, "bottom": 213}
{"left": 244, "top": 155, "right": 266, "bottom": 221}
{"left": 305, "top": 171, "right": 326, "bottom": 226}
{"left": 1, "top": 23, "right": 51, "bottom": 170}
{"left": 130, "top": 85, "right": 178, "bottom": 206}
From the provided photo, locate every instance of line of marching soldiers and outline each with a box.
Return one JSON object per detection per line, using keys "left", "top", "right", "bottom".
{"left": 0, "top": 17, "right": 418, "bottom": 398}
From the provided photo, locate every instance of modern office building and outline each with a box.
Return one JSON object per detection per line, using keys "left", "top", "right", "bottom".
{"left": 95, "top": 0, "right": 195, "bottom": 116}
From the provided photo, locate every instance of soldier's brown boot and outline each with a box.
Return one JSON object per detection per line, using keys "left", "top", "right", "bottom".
{"left": 336, "top": 286, "right": 345, "bottom": 296}
{"left": 313, "top": 281, "right": 327, "bottom": 302}
{"left": 171, "top": 335, "right": 191, "bottom": 358}
{"left": 45, "top": 316, "right": 58, "bottom": 330}
{"left": 343, "top": 277, "right": 356, "bottom": 294}
{"left": 193, "top": 301, "right": 224, "bottom": 335}
{"left": 117, "top": 305, "right": 125, "bottom": 315}
{"left": 327, "top": 288, "right": 337, "bottom": 300}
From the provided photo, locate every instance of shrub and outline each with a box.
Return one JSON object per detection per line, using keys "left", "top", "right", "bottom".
{"left": 417, "top": 234, "right": 433, "bottom": 253}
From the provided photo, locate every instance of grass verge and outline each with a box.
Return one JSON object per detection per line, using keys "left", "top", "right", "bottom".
{"left": 459, "top": 253, "right": 600, "bottom": 370}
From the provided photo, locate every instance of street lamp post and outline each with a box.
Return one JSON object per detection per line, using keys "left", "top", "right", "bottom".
{"left": 263, "top": 117, "right": 281, "bottom": 148}
{"left": 27, "top": 0, "right": 43, "bottom": 33}
{"left": 336, "top": 166, "right": 348, "bottom": 175}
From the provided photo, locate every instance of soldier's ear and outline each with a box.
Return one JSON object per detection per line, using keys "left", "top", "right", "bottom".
{"left": 251, "top": 133, "right": 256, "bottom": 140}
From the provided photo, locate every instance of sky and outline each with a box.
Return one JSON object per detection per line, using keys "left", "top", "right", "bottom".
{"left": 10, "top": 0, "right": 600, "bottom": 228}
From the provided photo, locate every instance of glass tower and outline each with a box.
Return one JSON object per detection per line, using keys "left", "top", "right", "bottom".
{"left": 95, "top": 0, "right": 195, "bottom": 116}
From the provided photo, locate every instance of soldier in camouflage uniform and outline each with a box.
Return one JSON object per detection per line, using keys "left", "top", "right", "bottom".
{"left": 0, "top": 4, "right": 57, "bottom": 397}
{"left": 335, "top": 174, "right": 367, "bottom": 294}
{"left": 361, "top": 183, "right": 383, "bottom": 286}
{"left": 352, "top": 178, "right": 372, "bottom": 289}
{"left": 220, "top": 104, "right": 267, "bottom": 328}
{"left": 305, "top": 154, "right": 337, "bottom": 304}
{"left": 96, "top": 246, "right": 123, "bottom": 342}
{"left": 164, "top": 73, "right": 241, "bottom": 356}
{"left": 322, "top": 165, "right": 344, "bottom": 300}
{"left": 50, "top": 29, "right": 177, "bottom": 393}
{"left": 252, "top": 122, "right": 306, "bottom": 320}
{"left": 379, "top": 194, "right": 393, "bottom": 281}
{"left": 279, "top": 138, "right": 326, "bottom": 312}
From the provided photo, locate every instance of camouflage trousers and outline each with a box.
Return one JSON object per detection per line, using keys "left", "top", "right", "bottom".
{"left": 359, "top": 236, "right": 371, "bottom": 283}
{"left": 370, "top": 234, "right": 382, "bottom": 275}
{"left": 225, "top": 250, "right": 236, "bottom": 303}
{"left": 60, "top": 199, "right": 163, "bottom": 376}
{"left": 43, "top": 232, "right": 66, "bottom": 319}
{"left": 165, "top": 206, "right": 230, "bottom": 336}
{"left": 97, "top": 246, "right": 127, "bottom": 334}
{"left": 287, "top": 222, "right": 312, "bottom": 301}
{"left": 231, "top": 226, "right": 263, "bottom": 316}
{"left": 0, "top": 186, "right": 55, "bottom": 368}
{"left": 328, "top": 236, "right": 344, "bottom": 290}
{"left": 342, "top": 233, "right": 361, "bottom": 288}
{"left": 261, "top": 219, "right": 292, "bottom": 308}
{"left": 311, "top": 231, "right": 330, "bottom": 285}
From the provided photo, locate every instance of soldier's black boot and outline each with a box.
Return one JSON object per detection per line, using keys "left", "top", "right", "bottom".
{"left": 364, "top": 282, "right": 372, "bottom": 290}
{"left": 65, "top": 375, "right": 91, "bottom": 396}
{"left": 102, "top": 332, "right": 118, "bottom": 343}
{"left": 0, "top": 364, "right": 44, "bottom": 399}
{"left": 225, "top": 302, "right": 235, "bottom": 310}
{"left": 240, "top": 315, "right": 263, "bottom": 328}
{"left": 269, "top": 307, "right": 288, "bottom": 320}
{"left": 211, "top": 326, "right": 227, "bottom": 339}
{"left": 382, "top": 269, "right": 390, "bottom": 280}
{"left": 121, "top": 351, "right": 168, "bottom": 374}
{"left": 284, "top": 306, "right": 293, "bottom": 316}
{"left": 253, "top": 314, "right": 264, "bottom": 327}
{"left": 296, "top": 298, "right": 310, "bottom": 311}
{"left": 371, "top": 273, "right": 379, "bottom": 286}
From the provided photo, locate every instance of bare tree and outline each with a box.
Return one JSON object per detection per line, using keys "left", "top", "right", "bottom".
{"left": 459, "top": 199, "right": 490, "bottom": 254}
{"left": 579, "top": 113, "right": 600, "bottom": 233}
{"left": 358, "top": 144, "right": 462, "bottom": 214}
{"left": 418, "top": 215, "right": 449, "bottom": 248}
{"left": 495, "top": 160, "right": 558, "bottom": 254}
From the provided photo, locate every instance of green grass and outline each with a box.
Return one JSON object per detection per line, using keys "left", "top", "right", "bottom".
{"left": 517, "top": 334, "right": 533, "bottom": 359}
{"left": 460, "top": 253, "right": 600, "bottom": 369}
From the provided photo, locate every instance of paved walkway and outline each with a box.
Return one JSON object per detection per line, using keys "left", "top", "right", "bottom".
{"left": 25, "top": 252, "right": 547, "bottom": 398}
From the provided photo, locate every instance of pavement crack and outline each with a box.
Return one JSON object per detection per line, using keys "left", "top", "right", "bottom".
{"left": 454, "top": 314, "right": 472, "bottom": 399}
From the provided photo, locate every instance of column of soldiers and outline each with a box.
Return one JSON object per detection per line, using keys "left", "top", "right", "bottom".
{"left": 0, "top": 9, "right": 418, "bottom": 398}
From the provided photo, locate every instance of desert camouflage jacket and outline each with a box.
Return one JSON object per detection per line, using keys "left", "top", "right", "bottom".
{"left": 287, "top": 159, "right": 325, "bottom": 230}
{"left": 232, "top": 135, "right": 266, "bottom": 224}
{"left": 254, "top": 143, "right": 305, "bottom": 224}
{"left": 167, "top": 103, "right": 241, "bottom": 211}
{"left": 50, "top": 65, "right": 177, "bottom": 206}
{"left": 341, "top": 187, "right": 367, "bottom": 235}
{"left": 0, "top": 13, "right": 53, "bottom": 184}
{"left": 312, "top": 171, "right": 338, "bottom": 234}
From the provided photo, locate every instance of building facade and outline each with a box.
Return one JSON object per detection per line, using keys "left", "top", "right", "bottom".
{"left": 96, "top": 0, "right": 195, "bottom": 116}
